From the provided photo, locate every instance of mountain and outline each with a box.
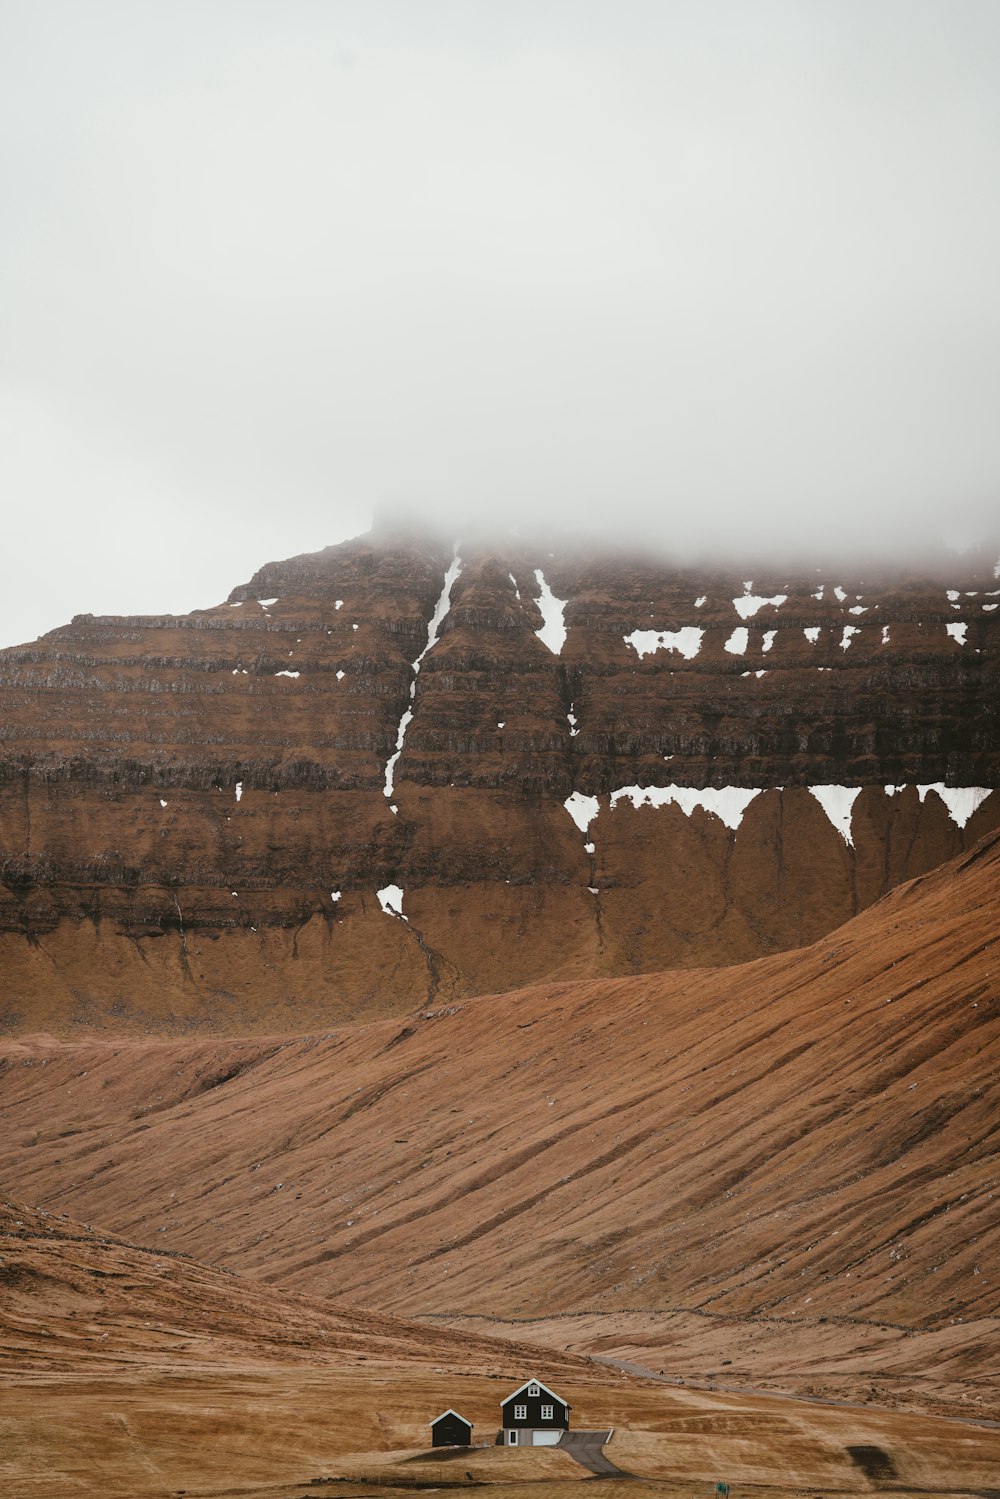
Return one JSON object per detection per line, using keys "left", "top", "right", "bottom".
{"left": 3, "top": 830, "right": 997, "bottom": 1422}
{"left": 0, "top": 530, "right": 997, "bottom": 1033}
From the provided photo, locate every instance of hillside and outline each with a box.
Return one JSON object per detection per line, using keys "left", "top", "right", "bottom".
{"left": 0, "top": 530, "right": 997, "bottom": 1032}
{"left": 2, "top": 830, "right": 997, "bottom": 1420}
{"left": 4, "top": 1196, "right": 1000, "bottom": 1499}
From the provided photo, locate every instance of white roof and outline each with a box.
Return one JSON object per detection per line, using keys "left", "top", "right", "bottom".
{"left": 430, "top": 1408, "right": 472, "bottom": 1426}
{"left": 501, "top": 1378, "right": 570, "bottom": 1408}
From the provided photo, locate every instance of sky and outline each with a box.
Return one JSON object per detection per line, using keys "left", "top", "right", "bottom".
{"left": 2, "top": 0, "right": 999, "bottom": 647}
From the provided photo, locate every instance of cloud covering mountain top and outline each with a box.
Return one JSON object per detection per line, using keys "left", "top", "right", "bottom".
{"left": 2, "top": 0, "right": 999, "bottom": 645}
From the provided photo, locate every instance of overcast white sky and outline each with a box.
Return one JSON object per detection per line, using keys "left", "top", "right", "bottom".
{"left": 2, "top": 0, "right": 999, "bottom": 646}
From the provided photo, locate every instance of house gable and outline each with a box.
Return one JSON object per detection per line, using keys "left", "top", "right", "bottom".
{"left": 500, "top": 1378, "right": 570, "bottom": 1411}
{"left": 430, "top": 1409, "right": 471, "bottom": 1426}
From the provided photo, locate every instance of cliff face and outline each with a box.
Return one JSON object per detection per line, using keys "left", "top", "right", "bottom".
{"left": 0, "top": 530, "right": 997, "bottom": 1032}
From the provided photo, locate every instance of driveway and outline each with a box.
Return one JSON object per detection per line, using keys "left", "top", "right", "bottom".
{"left": 559, "top": 1429, "right": 632, "bottom": 1478}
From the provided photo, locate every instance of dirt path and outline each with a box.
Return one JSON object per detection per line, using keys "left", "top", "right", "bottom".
{"left": 592, "top": 1353, "right": 1000, "bottom": 1432}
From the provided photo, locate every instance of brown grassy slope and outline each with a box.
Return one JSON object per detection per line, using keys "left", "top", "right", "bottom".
{"left": 0, "top": 832, "right": 997, "bottom": 1413}
{"left": 0, "top": 1191, "right": 590, "bottom": 1380}
{"left": 3, "top": 1203, "right": 1000, "bottom": 1499}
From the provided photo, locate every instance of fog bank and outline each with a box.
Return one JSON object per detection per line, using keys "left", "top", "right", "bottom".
{"left": 2, "top": 1, "right": 999, "bottom": 644}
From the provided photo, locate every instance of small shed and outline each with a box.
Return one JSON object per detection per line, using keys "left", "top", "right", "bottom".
{"left": 500, "top": 1378, "right": 570, "bottom": 1446}
{"left": 430, "top": 1409, "right": 473, "bottom": 1447}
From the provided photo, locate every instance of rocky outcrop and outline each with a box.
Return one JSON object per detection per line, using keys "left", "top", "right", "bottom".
{"left": 0, "top": 530, "right": 996, "bottom": 1031}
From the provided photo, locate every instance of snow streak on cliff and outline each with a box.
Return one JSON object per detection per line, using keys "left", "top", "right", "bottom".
{"left": 384, "top": 550, "right": 462, "bottom": 805}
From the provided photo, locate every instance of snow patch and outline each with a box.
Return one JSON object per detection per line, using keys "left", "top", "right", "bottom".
{"left": 762, "top": 630, "right": 776, "bottom": 653}
{"left": 840, "top": 625, "right": 860, "bottom": 650}
{"left": 159, "top": 798, "right": 168, "bottom": 808}
{"left": 508, "top": 572, "right": 521, "bottom": 600}
{"left": 946, "top": 622, "right": 968, "bottom": 645}
{"left": 564, "top": 792, "right": 600, "bottom": 834}
{"left": 383, "top": 710, "right": 413, "bottom": 799}
{"left": 331, "top": 891, "right": 341, "bottom": 903}
{"left": 882, "top": 625, "right": 891, "bottom": 644}
{"left": 258, "top": 597, "right": 278, "bottom": 608}
{"left": 336, "top": 669, "right": 345, "bottom": 680}
{"left": 724, "top": 627, "right": 749, "bottom": 655}
{"left": 833, "top": 586, "right": 847, "bottom": 602}
{"left": 609, "top": 784, "right": 763, "bottom": 831}
{"left": 624, "top": 627, "right": 704, "bottom": 660}
{"left": 384, "top": 552, "right": 462, "bottom": 799}
{"left": 694, "top": 595, "right": 707, "bottom": 608}
{"left": 848, "top": 605, "right": 868, "bottom": 615}
{"left": 916, "top": 785, "right": 993, "bottom": 829}
{"left": 808, "top": 785, "right": 861, "bottom": 845}
{"left": 985, "top": 603, "right": 998, "bottom": 613}
{"left": 335, "top": 599, "right": 344, "bottom": 610}
{"left": 584, "top": 841, "right": 595, "bottom": 855}
{"left": 377, "top": 885, "right": 407, "bottom": 920}
{"left": 946, "top": 589, "right": 960, "bottom": 602}
{"left": 235, "top": 782, "right": 243, "bottom": 802}
{"left": 567, "top": 707, "right": 579, "bottom": 737}
{"left": 733, "top": 591, "right": 787, "bottom": 620}
{"left": 533, "top": 569, "right": 567, "bottom": 654}
{"left": 804, "top": 627, "right": 820, "bottom": 644}
{"left": 275, "top": 669, "right": 300, "bottom": 678}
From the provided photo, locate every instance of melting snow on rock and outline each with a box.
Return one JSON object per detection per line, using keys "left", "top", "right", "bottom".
{"left": 564, "top": 792, "right": 600, "bottom": 834}
{"left": 624, "top": 627, "right": 704, "bottom": 660}
{"left": 384, "top": 551, "right": 462, "bottom": 802}
{"left": 808, "top": 785, "right": 861, "bottom": 845}
{"left": 533, "top": 570, "right": 567, "bottom": 653}
{"left": 609, "top": 784, "right": 763, "bottom": 831}
{"left": 377, "top": 884, "right": 407, "bottom": 919}
{"left": 916, "top": 784, "right": 992, "bottom": 828}
{"left": 733, "top": 590, "right": 788, "bottom": 620}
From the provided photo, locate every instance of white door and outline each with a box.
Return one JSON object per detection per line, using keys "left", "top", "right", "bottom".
{"left": 508, "top": 1430, "right": 518, "bottom": 1445}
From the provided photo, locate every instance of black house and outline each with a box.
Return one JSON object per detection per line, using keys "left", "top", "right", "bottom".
{"left": 430, "top": 1409, "right": 473, "bottom": 1447}
{"left": 500, "top": 1379, "right": 570, "bottom": 1446}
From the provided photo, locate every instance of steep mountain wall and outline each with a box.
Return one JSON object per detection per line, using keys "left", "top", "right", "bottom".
{"left": 0, "top": 531, "right": 997, "bottom": 1031}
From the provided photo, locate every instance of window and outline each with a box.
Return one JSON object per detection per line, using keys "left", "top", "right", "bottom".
{"left": 508, "top": 1430, "right": 518, "bottom": 1445}
{"left": 541, "top": 1405, "right": 553, "bottom": 1421}
{"left": 527, "top": 1383, "right": 540, "bottom": 1397}
{"left": 514, "top": 1405, "right": 527, "bottom": 1421}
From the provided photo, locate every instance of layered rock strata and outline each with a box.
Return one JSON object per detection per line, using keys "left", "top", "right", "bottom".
{"left": 0, "top": 531, "right": 996, "bottom": 1030}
